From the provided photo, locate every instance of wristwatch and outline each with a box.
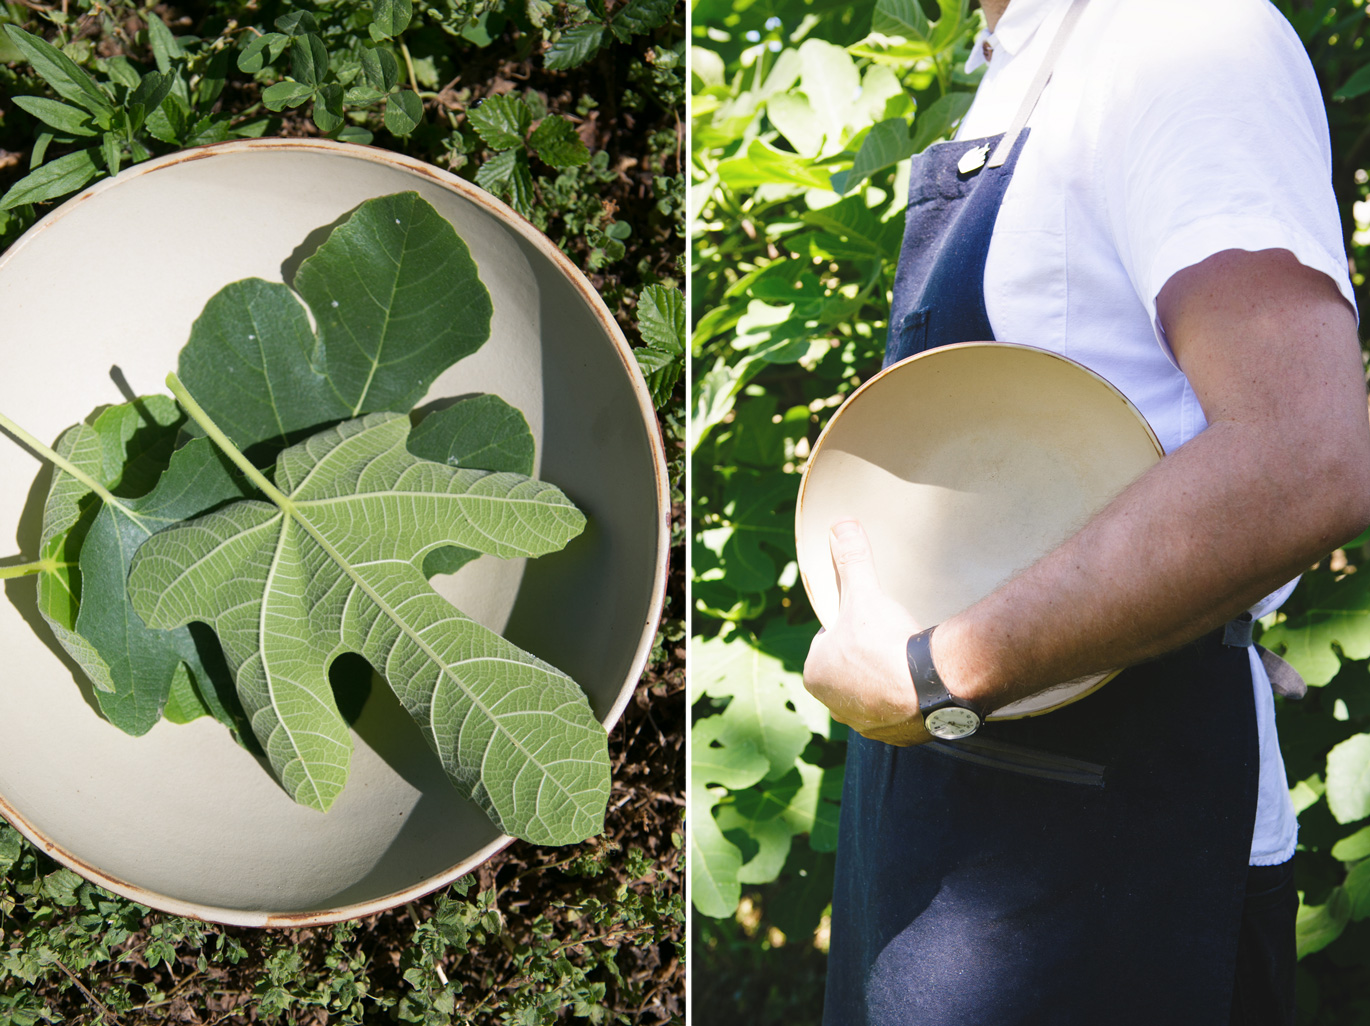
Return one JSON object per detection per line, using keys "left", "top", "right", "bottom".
{"left": 906, "top": 627, "right": 985, "bottom": 740}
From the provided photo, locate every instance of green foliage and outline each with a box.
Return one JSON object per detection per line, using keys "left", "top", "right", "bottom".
{"left": 245, "top": 6, "right": 424, "bottom": 139}
{"left": 0, "top": 820, "right": 682, "bottom": 1025}
{"left": 0, "top": 0, "right": 683, "bottom": 1018}
{"left": 0, "top": 0, "right": 684, "bottom": 292}
{"left": 689, "top": 0, "right": 980, "bottom": 948}
{"left": 635, "top": 284, "right": 686, "bottom": 407}
{"left": 694, "top": 2, "right": 1370, "bottom": 1024}
{"left": 0, "top": 15, "right": 254, "bottom": 212}
{"left": 1260, "top": 547, "right": 1370, "bottom": 1021}
{"left": 47, "top": 419, "right": 251, "bottom": 737}
{"left": 469, "top": 92, "right": 590, "bottom": 216}
{"left": 544, "top": 0, "right": 675, "bottom": 71}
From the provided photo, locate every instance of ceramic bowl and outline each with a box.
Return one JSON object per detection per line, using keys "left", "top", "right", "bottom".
{"left": 795, "top": 342, "right": 1161, "bottom": 718}
{"left": 0, "top": 139, "right": 669, "bottom": 925}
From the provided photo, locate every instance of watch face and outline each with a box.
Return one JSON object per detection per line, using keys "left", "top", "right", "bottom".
{"left": 925, "top": 706, "right": 981, "bottom": 740}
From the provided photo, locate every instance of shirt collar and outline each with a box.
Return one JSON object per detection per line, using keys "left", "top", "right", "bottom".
{"left": 965, "top": 0, "right": 1066, "bottom": 73}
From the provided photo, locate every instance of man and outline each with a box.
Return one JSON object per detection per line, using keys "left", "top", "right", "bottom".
{"left": 802, "top": 0, "right": 1370, "bottom": 1023}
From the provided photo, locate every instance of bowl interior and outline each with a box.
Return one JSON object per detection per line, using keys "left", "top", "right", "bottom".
{"left": 0, "top": 141, "right": 665, "bottom": 925}
{"left": 796, "top": 343, "right": 1160, "bottom": 717}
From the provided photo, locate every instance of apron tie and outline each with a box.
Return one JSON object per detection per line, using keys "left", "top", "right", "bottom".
{"left": 1223, "top": 611, "right": 1307, "bottom": 700}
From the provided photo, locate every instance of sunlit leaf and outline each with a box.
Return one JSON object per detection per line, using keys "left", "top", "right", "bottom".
{"left": 130, "top": 408, "right": 604, "bottom": 843}
{"left": 1327, "top": 733, "right": 1370, "bottom": 824}
{"left": 178, "top": 192, "right": 492, "bottom": 453}
{"left": 1261, "top": 572, "right": 1370, "bottom": 685}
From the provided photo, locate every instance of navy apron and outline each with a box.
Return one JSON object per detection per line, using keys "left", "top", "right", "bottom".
{"left": 822, "top": 4, "right": 1261, "bottom": 1023}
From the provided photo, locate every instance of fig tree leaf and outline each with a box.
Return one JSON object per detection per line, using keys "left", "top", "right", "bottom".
{"left": 291, "top": 191, "right": 494, "bottom": 416}
{"left": 36, "top": 424, "right": 117, "bottom": 695}
{"left": 715, "top": 762, "right": 841, "bottom": 886}
{"left": 1261, "top": 571, "right": 1370, "bottom": 686}
{"left": 179, "top": 277, "right": 344, "bottom": 448}
{"left": 1332, "top": 825, "right": 1370, "bottom": 863}
{"left": 162, "top": 662, "right": 210, "bottom": 724}
{"left": 1298, "top": 888, "right": 1349, "bottom": 958}
{"left": 1345, "top": 860, "right": 1370, "bottom": 922}
{"left": 178, "top": 192, "right": 493, "bottom": 452}
{"left": 691, "top": 714, "right": 769, "bottom": 791}
{"left": 692, "top": 632, "right": 815, "bottom": 780}
{"left": 689, "top": 781, "right": 743, "bottom": 918}
{"left": 1327, "top": 733, "right": 1370, "bottom": 825}
{"left": 408, "top": 395, "right": 536, "bottom": 578}
{"left": 35, "top": 395, "right": 189, "bottom": 698}
{"left": 409, "top": 395, "right": 535, "bottom": 475}
{"left": 75, "top": 434, "right": 254, "bottom": 735}
{"left": 129, "top": 408, "right": 605, "bottom": 844}
{"left": 717, "top": 803, "right": 792, "bottom": 885}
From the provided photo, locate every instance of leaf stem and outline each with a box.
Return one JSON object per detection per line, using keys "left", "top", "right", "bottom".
{"left": 0, "top": 409, "right": 133, "bottom": 515}
{"left": 0, "top": 560, "right": 55, "bottom": 580}
{"left": 400, "top": 39, "right": 420, "bottom": 96}
{"left": 164, "top": 373, "right": 296, "bottom": 510}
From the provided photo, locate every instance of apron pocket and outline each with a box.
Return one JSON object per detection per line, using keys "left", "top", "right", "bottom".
{"left": 924, "top": 735, "right": 1106, "bottom": 787}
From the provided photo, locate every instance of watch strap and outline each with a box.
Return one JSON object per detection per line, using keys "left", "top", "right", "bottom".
{"left": 906, "top": 627, "right": 951, "bottom": 707}
{"left": 906, "top": 626, "right": 985, "bottom": 725}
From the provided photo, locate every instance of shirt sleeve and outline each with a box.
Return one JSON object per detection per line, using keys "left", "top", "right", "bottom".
{"left": 1098, "top": 0, "right": 1354, "bottom": 363}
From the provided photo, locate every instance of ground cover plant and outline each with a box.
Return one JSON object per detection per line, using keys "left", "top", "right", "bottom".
{"left": 690, "top": 0, "right": 1370, "bottom": 1022}
{"left": 0, "top": 0, "right": 683, "bottom": 1020}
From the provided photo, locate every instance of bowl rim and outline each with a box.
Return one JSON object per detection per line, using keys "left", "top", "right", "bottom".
{"left": 0, "top": 137, "right": 671, "bottom": 928}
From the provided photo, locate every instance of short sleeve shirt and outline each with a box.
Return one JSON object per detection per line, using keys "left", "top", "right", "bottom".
{"left": 955, "top": 0, "right": 1352, "bottom": 864}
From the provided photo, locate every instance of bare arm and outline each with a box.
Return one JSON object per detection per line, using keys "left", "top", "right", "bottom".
{"left": 804, "top": 249, "right": 1370, "bottom": 741}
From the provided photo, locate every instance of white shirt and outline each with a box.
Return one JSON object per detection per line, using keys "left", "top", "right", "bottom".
{"left": 955, "top": 0, "right": 1352, "bottom": 865}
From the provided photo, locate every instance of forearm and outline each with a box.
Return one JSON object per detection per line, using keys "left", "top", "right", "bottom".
{"left": 933, "top": 412, "right": 1370, "bottom": 712}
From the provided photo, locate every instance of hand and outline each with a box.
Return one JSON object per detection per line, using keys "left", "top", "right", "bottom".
{"left": 803, "top": 520, "right": 932, "bottom": 746}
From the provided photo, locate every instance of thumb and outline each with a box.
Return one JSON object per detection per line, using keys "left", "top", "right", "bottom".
{"left": 830, "top": 519, "right": 882, "bottom": 612}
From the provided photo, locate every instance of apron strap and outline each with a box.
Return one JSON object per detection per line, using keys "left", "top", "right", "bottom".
{"left": 986, "top": 0, "right": 1091, "bottom": 169}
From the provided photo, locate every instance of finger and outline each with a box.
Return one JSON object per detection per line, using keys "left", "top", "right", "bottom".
{"left": 829, "top": 519, "right": 882, "bottom": 612}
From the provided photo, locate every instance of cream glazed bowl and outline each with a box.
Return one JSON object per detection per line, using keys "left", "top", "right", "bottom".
{"left": 0, "top": 139, "right": 669, "bottom": 925}
{"left": 795, "top": 342, "right": 1162, "bottom": 719}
